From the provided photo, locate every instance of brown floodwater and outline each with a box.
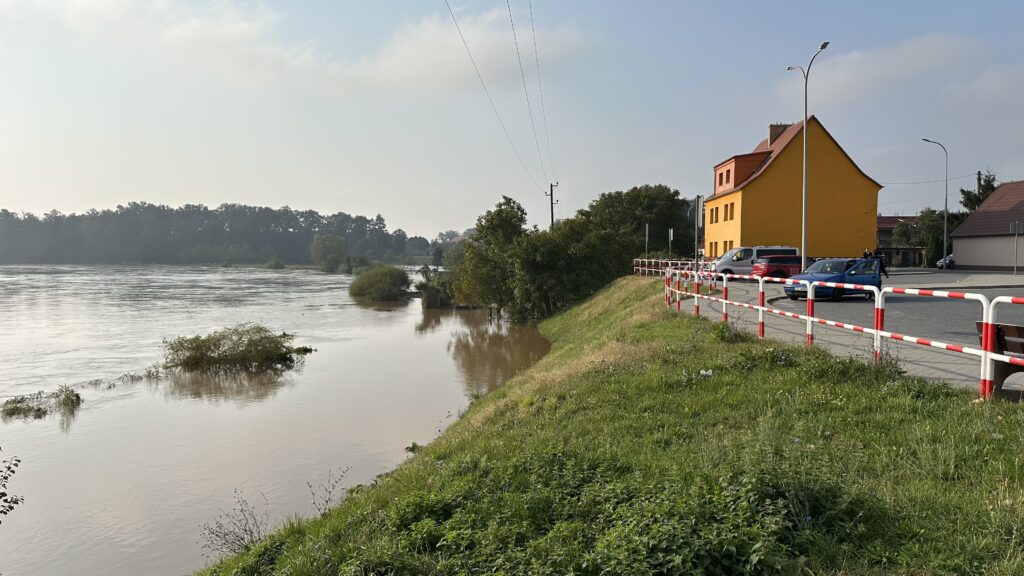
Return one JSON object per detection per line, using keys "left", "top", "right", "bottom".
{"left": 0, "top": 265, "right": 549, "bottom": 575}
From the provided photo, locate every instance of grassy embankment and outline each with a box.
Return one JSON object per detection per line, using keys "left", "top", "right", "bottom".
{"left": 201, "top": 276, "right": 1024, "bottom": 575}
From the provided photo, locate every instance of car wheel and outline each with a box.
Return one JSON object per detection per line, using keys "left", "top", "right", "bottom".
{"left": 830, "top": 288, "right": 844, "bottom": 302}
{"left": 721, "top": 269, "right": 734, "bottom": 275}
{"left": 787, "top": 294, "right": 798, "bottom": 300}
{"left": 771, "top": 270, "right": 787, "bottom": 279}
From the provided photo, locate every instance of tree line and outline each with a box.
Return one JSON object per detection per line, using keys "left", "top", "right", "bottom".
{"left": 429, "top": 184, "right": 693, "bottom": 320}
{"left": 0, "top": 203, "right": 433, "bottom": 265}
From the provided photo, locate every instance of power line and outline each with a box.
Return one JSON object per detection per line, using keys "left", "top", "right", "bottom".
{"left": 528, "top": 0, "right": 556, "bottom": 181}
{"left": 878, "top": 172, "right": 975, "bottom": 185}
{"left": 443, "top": 0, "right": 542, "bottom": 192}
{"left": 506, "top": 0, "right": 548, "bottom": 183}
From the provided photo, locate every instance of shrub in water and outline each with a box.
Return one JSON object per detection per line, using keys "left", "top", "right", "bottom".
{"left": 265, "top": 256, "right": 285, "bottom": 270}
{"left": 1, "top": 385, "right": 83, "bottom": 420}
{"left": 349, "top": 265, "right": 411, "bottom": 302}
{"left": 163, "top": 323, "right": 314, "bottom": 373}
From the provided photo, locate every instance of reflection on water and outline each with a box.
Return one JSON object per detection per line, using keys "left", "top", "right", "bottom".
{"left": 157, "top": 370, "right": 296, "bottom": 404}
{"left": 419, "top": 309, "right": 552, "bottom": 398}
{"left": 0, "top": 265, "right": 549, "bottom": 576}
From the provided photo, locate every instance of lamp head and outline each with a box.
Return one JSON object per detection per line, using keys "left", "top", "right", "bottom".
{"left": 820, "top": 41, "right": 830, "bottom": 50}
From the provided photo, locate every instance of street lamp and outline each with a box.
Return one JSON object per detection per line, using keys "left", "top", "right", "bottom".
{"left": 788, "top": 41, "right": 829, "bottom": 271}
{"left": 921, "top": 138, "right": 949, "bottom": 270}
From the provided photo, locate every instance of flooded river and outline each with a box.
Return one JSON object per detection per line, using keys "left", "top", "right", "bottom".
{"left": 0, "top": 266, "right": 550, "bottom": 575}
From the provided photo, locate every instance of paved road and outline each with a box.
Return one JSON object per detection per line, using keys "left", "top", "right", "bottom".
{"left": 682, "top": 271, "right": 1024, "bottom": 392}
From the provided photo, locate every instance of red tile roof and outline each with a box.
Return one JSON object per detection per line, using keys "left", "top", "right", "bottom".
{"left": 951, "top": 180, "right": 1024, "bottom": 237}
{"left": 711, "top": 116, "right": 881, "bottom": 197}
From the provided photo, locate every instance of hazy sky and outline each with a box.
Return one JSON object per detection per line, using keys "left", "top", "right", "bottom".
{"left": 1, "top": 1, "right": 1022, "bottom": 238}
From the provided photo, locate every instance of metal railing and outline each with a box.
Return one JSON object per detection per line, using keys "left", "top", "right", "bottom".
{"left": 638, "top": 260, "right": 1019, "bottom": 399}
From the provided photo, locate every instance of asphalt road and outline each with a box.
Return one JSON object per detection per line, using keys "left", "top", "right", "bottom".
{"left": 693, "top": 272, "right": 1024, "bottom": 390}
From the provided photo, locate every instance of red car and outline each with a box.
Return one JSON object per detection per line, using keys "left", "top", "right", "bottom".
{"left": 752, "top": 255, "right": 808, "bottom": 279}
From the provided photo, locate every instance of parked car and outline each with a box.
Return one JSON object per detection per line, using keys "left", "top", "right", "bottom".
{"left": 751, "top": 255, "right": 812, "bottom": 279}
{"left": 714, "top": 246, "right": 799, "bottom": 276}
{"left": 783, "top": 258, "right": 882, "bottom": 301}
{"left": 936, "top": 254, "right": 955, "bottom": 270}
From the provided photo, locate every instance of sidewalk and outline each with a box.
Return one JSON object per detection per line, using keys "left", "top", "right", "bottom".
{"left": 889, "top": 271, "right": 1024, "bottom": 291}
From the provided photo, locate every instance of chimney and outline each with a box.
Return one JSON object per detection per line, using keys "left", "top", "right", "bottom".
{"left": 769, "top": 123, "right": 791, "bottom": 145}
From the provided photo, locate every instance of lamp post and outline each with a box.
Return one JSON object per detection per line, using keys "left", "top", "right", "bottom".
{"left": 788, "top": 41, "right": 829, "bottom": 271}
{"left": 921, "top": 138, "right": 949, "bottom": 270}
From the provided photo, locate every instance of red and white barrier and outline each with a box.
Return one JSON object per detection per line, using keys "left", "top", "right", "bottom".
{"left": 878, "top": 287, "right": 991, "bottom": 398}
{"left": 660, "top": 265, "right": 1009, "bottom": 399}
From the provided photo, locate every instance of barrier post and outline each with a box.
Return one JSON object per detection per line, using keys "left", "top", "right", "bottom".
{"left": 721, "top": 275, "right": 729, "bottom": 322}
{"left": 676, "top": 271, "right": 682, "bottom": 312}
{"left": 873, "top": 291, "right": 884, "bottom": 363}
{"left": 981, "top": 305, "right": 995, "bottom": 399}
{"left": 805, "top": 282, "right": 815, "bottom": 347}
{"left": 694, "top": 274, "right": 701, "bottom": 317}
{"left": 757, "top": 278, "right": 765, "bottom": 338}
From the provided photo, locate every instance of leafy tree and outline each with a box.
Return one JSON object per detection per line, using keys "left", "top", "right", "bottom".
{"left": 449, "top": 185, "right": 688, "bottom": 320}
{"left": 431, "top": 246, "right": 444, "bottom": 266}
{"left": 453, "top": 197, "right": 527, "bottom": 310}
{"left": 960, "top": 170, "right": 998, "bottom": 212}
{"left": 892, "top": 208, "right": 968, "bottom": 263}
{"left": 407, "top": 235, "right": 431, "bottom": 256}
{"left": 310, "top": 234, "right": 347, "bottom": 273}
{"left": 580, "top": 184, "right": 694, "bottom": 257}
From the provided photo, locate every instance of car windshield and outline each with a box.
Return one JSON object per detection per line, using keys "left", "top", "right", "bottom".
{"left": 805, "top": 259, "right": 851, "bottom": 274}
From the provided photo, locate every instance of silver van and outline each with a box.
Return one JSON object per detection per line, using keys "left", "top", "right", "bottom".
{"left": 714, "top": 246, "right": 799, "bottom": 275}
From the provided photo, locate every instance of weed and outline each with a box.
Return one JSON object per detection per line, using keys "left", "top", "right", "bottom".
{"left": 1, "top": 445, "right": 24, "bottom": 524}
{"left": 307, "top": 467, "right": 350, "bottom": 517}
{"left": 199, "top": 490, "right": 270, "bottom": 558}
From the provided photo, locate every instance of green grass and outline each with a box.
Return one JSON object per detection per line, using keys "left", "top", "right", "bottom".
{"left": 199, "top": 277, "right": 1024, "bottom": 575}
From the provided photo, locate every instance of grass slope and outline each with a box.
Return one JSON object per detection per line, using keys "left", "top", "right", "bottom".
{"left": 200, "top": 277, "right": 1024, "bottom": 575}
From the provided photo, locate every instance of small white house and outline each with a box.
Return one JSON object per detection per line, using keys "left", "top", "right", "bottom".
{"left": 952, "top": 180, "right": 1024, "bottom": 270}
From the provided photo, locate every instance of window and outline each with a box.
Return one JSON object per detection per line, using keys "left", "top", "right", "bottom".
{"left": 733, "top": 248, "right": 754, "bottom": 262}
{"left": 726, "top": 168, "right": 731, "bottom": 184}
{"left": 718, "top": 172, "right": 723, "bottom": 186}
{"left": 729, "top": 202, "right": 735, "bottom": 221}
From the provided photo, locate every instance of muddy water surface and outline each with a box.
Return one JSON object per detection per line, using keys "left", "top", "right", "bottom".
{"left": 0, "top": 266, "right": 549, "bottom": 575}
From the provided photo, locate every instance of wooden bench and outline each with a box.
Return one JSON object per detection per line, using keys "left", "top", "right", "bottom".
{"left": 976, "top": 322, "right": 1024, "bottom": 398}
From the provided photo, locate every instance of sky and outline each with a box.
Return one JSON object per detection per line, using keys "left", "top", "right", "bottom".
{"left": 0, "top": 1, "right": 1022, "bottom": 238}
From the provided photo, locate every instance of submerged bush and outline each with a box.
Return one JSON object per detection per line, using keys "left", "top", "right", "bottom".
{"left": 265, "top": 256, "right": 286, "bottom": 270}
{"left": 163, "top": 323, "right": 314, "bottom": 373}
{"left": 349, "top": 265, "right": 411, "bottom": 302}
{"left": 1, "top": 385, "right": 83, "bottom": 421}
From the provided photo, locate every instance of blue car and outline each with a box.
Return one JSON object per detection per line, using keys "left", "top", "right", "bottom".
{"left": 783, "top": 258, "right": 882, "bottom": 301}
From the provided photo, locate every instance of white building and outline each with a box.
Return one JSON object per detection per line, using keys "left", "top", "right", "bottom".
{"left": 952, "top": 180, "right": 1024, "bottom": 270}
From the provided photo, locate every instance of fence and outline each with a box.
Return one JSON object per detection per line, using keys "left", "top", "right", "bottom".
{"left": 635, "top": 258, "right": 1019, "bottom": 400}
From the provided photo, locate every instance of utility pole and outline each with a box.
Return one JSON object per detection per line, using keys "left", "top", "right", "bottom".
{"left": 545, "top": 182, "right": 559, "bottom": 230}
{"left": 693, "top": 195, "right": 702, "bottom": 264}
{"left": 977, "top": 170, "right": 982, "bottom": 197}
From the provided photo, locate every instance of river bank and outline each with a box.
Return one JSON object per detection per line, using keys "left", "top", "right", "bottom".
{"left": 199, "top": 275, "right": 1024, "bottom": 574}
{"left": 0, "top": 265, "right": 549, "bottom": 575}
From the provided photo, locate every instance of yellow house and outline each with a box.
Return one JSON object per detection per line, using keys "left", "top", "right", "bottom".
{"left": 703, "top": 116, "right": 881, "bottom": 259}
